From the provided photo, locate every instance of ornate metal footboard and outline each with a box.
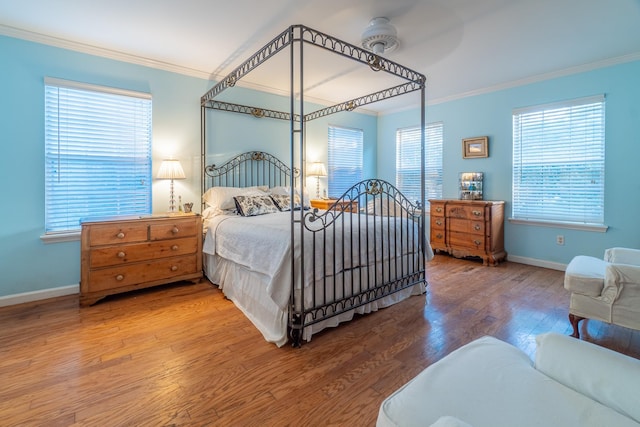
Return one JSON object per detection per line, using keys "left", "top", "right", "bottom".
{"left": 290, "top": 179, "right": 427, "bottom": 347}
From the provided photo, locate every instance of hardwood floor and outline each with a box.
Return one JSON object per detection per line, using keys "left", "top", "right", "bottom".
{"left": 1, "top": 255, "right": 639, "bottom": 426}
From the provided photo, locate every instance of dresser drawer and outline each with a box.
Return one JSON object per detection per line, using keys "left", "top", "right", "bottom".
{"left": 446, "top": 204, "right": 485, "bottom": 220}
{"left": 430, "top": 202, "right": 446, "bottom": 217}
{"left": 87, "top": 255, "right": 199, "bottom": 292}
{"left": 89, "top": 237, "right": 198, "bottom": 268}
{"left": 448, "top": 218, "right": 485, "bottom": 235}
{"left": 430, "top": 216, "right": 445, "bottom": 231}
{"left": 149, "top": 219, "right": 198, "bottom": 241}
{"left": 449, "top": 231, "right": 485, "bottom": 250}
{"left": 89, "top": 222, "right": 148, "bottom": 246}
{"left": 431, "top": 230, "right": 446, "bottom": 245}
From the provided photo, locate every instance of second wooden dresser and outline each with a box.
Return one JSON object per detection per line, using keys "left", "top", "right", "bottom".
{"left": 80, "top": 214, "right": 203, "bottom": 306}
{"left": 429, "top": 199, "right": 506, "bottom": 266}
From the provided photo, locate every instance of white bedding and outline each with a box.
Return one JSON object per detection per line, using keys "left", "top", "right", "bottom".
{"left": 203, "top": 210, "right": 431, "bottom": 346}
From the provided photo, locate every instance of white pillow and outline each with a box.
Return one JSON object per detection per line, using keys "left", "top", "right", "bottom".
{"left": 535, "top": 332, "right": 640, "bottom": 423}
{"left": 269, "top": 186, "right": 311, "bottom": 208}
{"left": 366, "top": 197, "right": 409, "bottom": 217}
{"left": 202, "top": 186, "right": 267, "bottom": 209}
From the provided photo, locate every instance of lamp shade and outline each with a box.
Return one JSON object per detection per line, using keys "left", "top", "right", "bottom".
{"left": 307, "top": 162, "right": 327, "bottom": 177}
{"left": 157, "top": 159, "right": 185, "bottom": 180}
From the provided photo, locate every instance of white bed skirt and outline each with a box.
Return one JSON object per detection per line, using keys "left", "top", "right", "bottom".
{"left": 204, "top": 253, "right": 426, "bottom": 347}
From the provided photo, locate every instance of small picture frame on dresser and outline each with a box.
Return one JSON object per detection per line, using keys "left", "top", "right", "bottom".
{"left": 462, "top": 136, "right": 489, "bottom": 159}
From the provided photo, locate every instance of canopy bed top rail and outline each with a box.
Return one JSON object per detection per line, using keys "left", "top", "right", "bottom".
{"left": 200, "top": 25, "right": 426, "bottom": 108}
{"left": 204, "top": 151, "right": 299, "bottom": 189}
{"left": 201, "top": 26, "right": 293, "bottom": 105}
{"left": 202, "top": 101, "right": 299, "bottom": 122}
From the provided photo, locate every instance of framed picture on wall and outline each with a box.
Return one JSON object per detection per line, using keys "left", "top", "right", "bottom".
{"left": 462, "top": 136, "right": 489, "bottom": 158}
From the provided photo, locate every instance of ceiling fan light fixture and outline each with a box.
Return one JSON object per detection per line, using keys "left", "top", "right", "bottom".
{"left": 361, "top": 17, "right": 399, "bottom": 55}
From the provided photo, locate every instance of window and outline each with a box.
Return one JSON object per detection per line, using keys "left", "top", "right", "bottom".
{"left": 512, "top": 95, "right": 605, "bottom": 225}
{"left": 327, "top": 125, "right": 363, "bottom": 198}
{"left": 396, "top": 122, "right": 443, "bottom": 204}
{"left": 44, "top": 78, "right": 152, "bottom": 234}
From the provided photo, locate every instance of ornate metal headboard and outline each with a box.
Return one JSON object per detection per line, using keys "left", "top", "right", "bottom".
{"left": 204, "top": 151, "right": 299, "bottom": 191}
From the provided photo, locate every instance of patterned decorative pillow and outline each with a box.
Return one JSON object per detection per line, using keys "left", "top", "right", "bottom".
{"left": 233, "top": 195, "right": 279, "bottom": 217}
{"left": 270, "top": 194, "right": 302, "bottom": 211}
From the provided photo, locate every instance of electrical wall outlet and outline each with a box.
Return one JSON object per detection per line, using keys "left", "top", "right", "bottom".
{"left": 556, "top": 235, "right": 565, "bottom": 245}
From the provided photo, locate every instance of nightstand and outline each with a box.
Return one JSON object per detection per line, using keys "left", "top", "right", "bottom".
{"left": 310, "top": 199, "right": 358, "bottom": 213}
{"left": 80, "top": 214, "right": 203, "bottom": 306}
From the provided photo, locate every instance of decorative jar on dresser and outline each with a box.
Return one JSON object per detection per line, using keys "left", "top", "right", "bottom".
{"left": 429, "top": 199, "right": 506, "bottom": 266}
{"left": 80, "top": 214, "right": 203, "bottom": 306}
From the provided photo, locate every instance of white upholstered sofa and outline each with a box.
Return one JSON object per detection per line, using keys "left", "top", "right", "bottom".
{"left": 564, "top": 247, "right": 640, "bottom": 338}
{"left": 376, "top": 333, "right": 640, "bottom": 427}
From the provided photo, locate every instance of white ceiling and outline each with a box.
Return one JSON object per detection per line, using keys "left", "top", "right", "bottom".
{"left": 2, "top": 0, "right": 640, "bottom": 113}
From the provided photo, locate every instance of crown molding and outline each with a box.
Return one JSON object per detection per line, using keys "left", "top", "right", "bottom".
{"left": 0, "top": 24, "right": 212, "bottom": 80}
{"left": 427, "top": 52, "right": 640, "bottom": 107}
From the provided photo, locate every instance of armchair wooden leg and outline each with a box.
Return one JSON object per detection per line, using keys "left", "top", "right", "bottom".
{"left": 569, "top": 313, "right": 584, "bottom": 338}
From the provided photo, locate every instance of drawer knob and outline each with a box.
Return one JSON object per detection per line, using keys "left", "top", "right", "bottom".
{"left": 171, "top": 265, "right": 178, "bottom": 271}
{"left": 436, "top": 233, "right": 443, "bottom": 239}
{"left": 436, "top": 207, "right": 442, "bottom": 213}
{"left": 172, "top": 227, "right": 179, "bottom": 234}
{"left": 115, "top": 274, "right": 124, "bottom": 281}
{"left": 117, "top": 251, "right": 126, "bottom": 258}
{"left": 474, "top": 224, "right": 481, "bottom": 231}
{"left": 472, "top": 210, "right": 482, "bottom": 216}
{"left": 474, "top": 240, "right": 482, "bottom": 246}
{"left": 435, "top": 220, "right": 442, "bottom": 226}
{"left": 171, "top": 245, "right": 179, "bottom": 251}
{"left": 116, "top": 232, "right": 125, "bottom": 239}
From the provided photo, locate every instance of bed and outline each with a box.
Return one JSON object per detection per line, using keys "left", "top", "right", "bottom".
{"left": 200, "top": 25, "right": 429, "bottom": 347}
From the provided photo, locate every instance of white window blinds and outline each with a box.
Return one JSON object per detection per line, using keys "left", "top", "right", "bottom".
{"left": 396, "top": 122, "right": 443, "bottom": 204}
{"left": 44, "top": 78, "right": 152, "bottom": 233}
{"left": 512, "top": 95, "right": 605, "bottom": 225}
{"left": 328, "top": 125, "right": 363, "bottom": 198}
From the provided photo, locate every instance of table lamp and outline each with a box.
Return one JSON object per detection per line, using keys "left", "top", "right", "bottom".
{"left": 157, "top": 159, "right": 185, "bottom": 212}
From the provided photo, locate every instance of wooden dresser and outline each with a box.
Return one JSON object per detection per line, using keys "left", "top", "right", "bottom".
{"left": 80, "top": 214, "right": 203, "bottom": 306}
{"left": 429, "top": 199, "right": 506, "bottom": 266}
{"left": 310, "top": 199, "right": 359, "bottom": 213}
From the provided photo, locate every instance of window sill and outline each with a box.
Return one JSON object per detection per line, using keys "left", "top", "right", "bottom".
{"left": 40, "top": 231, "right": 80, "bottom": 244}
{"left": 508, "top": 218, "right": 608, "bottom": 232}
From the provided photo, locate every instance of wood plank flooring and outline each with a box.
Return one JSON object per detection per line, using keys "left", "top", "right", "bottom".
{"left": 1, "top": 255, "right": 639, "bottom": 426}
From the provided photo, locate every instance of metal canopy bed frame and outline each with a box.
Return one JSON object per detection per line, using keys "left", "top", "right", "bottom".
{"left": 200, "top": 25, "right": 428, "bottom": 347}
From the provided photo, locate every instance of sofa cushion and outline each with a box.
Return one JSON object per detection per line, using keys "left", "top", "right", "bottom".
{"left": 535, "top": 332, "right": 640, "bottom": 423}
{"left": 564, "top": 255, "right": 607, "bottom": 296}
{"left": 376, "top": 335, "right": 639, "bottom": 427}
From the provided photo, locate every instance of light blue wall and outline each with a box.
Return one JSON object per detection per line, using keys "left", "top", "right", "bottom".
{"left": 379, "top": 60, "right": 640, "bottom": 264}
{"left": 3, "top": 31, "right": 636, "bottom": 300}
{"left": 0, "top": 35, "right": 376, "bottom": 299}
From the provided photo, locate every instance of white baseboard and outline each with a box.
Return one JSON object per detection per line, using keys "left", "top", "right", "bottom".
{"left": 507, "top": 255, "right": 567, "bottom": 271}
{"left": 0, "top": 284, "right": 79, "bottom": 307}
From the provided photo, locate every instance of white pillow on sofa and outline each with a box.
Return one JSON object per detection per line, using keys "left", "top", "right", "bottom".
{"left": 535, "top": 332, "right": 640, "bottom": 423}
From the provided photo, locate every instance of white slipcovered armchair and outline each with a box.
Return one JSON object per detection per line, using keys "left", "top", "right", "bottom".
{"left": 564, "top": 247, "right": 640, "bottom": 338}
